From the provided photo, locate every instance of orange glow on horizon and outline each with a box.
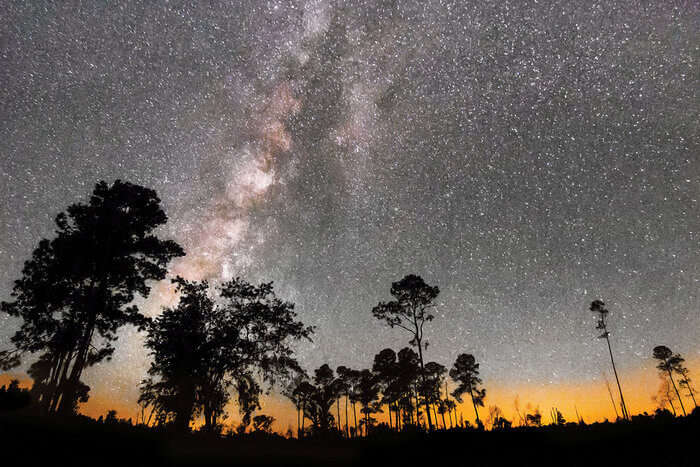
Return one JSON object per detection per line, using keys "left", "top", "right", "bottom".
{"left": 3, "top": 357, "right": 698, "bottom": 434}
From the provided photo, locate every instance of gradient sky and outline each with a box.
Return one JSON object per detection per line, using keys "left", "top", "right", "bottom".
{"left": 1, "top": 1, "right": 698, "bottom": 428}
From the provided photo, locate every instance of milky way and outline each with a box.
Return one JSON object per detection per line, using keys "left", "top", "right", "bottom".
{"left": 1, "top": 1, "right": 698, "bottom": 418}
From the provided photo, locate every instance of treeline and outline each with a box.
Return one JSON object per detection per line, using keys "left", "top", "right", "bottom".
{"left": 0, "top": 180, "right": 698, "bottom": 437}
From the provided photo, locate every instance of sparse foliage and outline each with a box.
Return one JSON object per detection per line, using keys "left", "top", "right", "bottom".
{"left": 652, "top": 345, "right": 687, "bottom": 416}
{"left": 589, "top": 300, "right": 629, "bottom": 420}
{"left": 372, "top": 274, "right": 440, "bottom": 429}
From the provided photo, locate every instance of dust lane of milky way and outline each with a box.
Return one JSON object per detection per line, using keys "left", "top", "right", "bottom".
{"left": 0, "top": 0, "right": 698, "bottom": 424}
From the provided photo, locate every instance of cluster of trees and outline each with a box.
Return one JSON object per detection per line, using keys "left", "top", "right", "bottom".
{"left": 652, "top": 345, "right": 697, "bottom": 416}
{"left": 137, "top": 277, "right": 313, "bottom": 433}
{"left": 588, "top": 300, "right": 697, "bottom": 420}
{"left": 284, "top": 348, "right": 475, "bottom": 437}
{"left": 0, "top": 180, "right": 698, "bottom": 437}
{"left": 282, "top": 274, "right": 489, "bottom": 437}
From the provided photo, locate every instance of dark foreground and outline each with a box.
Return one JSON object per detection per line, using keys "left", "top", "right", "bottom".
{"left": 1, "top": 412, "right": 699, "bottom": 467}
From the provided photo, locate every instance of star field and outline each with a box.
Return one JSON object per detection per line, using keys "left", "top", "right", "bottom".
{"left": 1, "top": 1, "right": 698, "bottom": 416}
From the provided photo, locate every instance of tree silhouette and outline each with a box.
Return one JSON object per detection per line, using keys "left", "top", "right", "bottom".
{"left": 550, "top": 408, "right": 566, "bottom": 426}
{"left": 653, "top": 379, "right": 678, "bottom": 415}
{"left": 0, "top": 380, "right": 32, "bottom": 411}
{"left": 283, "top": 375, "right": 310, "bottom": 438}
{"left": 355, "top": 369, "right": 382, "bottom": 436}
{"left": 526, "top": 409, "right": 542, "bottom": 427}
{"left": 252, "top": 414, "right": 275, "bottom": 433}
{"left": 395, "top": 347, "right": 421, "bottom": 428}
{"left": 677, "top": 366, "right": 697, "bottom": 408}
{"left": 140, "top": 278, "right": 214, "bottom": 432}
{"left": 652, "top": 345, "right": 687, "bottom": 416}
{"left": 421, "top": 361, "right": 447, "bottom": 429}
{"left": 336, "top": 366, "right": 359, "bottom": 437}
{"left": 372, "top": 348, "right": 402, "bottom": 430}
{"left": 449, "top": 353, "right": 486, "bottom": 427}
{"left": 589, "top": 300, "right": 629, "bottom": 420}
{"left": 285, "top": 378, "right": 316, "bottom": 437}
{"left": 141, "top": 276, "right": 313, "bottom": 433}
{"left": 290, "top": 365, "right": 343, "bottom": 436}
{"left": 372, "top": 274, "right": 440, "bottom": 430}
{"left": 1, "top": 180, "right": 184, "bottom": 414}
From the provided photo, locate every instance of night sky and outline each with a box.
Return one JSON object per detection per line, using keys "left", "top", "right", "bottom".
{"left": 1, "top": 1, "right": 698, "bottom": 423}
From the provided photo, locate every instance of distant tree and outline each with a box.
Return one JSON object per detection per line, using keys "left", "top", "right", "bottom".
{"left": 652, "top": 345, "right": 687, "bottom": 416}
{"left": 653, "top": 379, "right": 678, "bottom": 415}
{"left": 526, "top": 409, "right": 542, "bottom": 427}
{"left": 677, "top": 366, "right": 697, "bottom": 408}
{"left": 550, "top": 408, "right": 566, "bottom": 425}
{"left": 252, "top": 414, "right": 275, "bottom": 433}
{"left": 372, "top": 275, "right": 440, "bottom": 429}
{"left": 589, "top": 300, "right": 629, "bottom": 420}
{"left": 486, "top": 405, "right": 503, "bottom": 430}
{"left": 449, "top": 353, "right": 486, "bottom": 427}
{"left": 141, "top": 277, "right": 313, "bottom": 433}
{"left": 1, "top": 180, "right": 184, "bottom": 414}
{"left": 105, "top": 409, "right": 118, "bottom": 424}
{"left": 492, "top": 416, "right": 512, "bottom": 430}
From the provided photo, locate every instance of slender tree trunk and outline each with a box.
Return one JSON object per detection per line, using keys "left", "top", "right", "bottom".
{"left": 48, "top": 351, "right": 72, "bottom": 413}
{"left": 345, "top": 395, "right": 349, "bottom": 438}
{"left": 396, "top": 404, "right": 401, "bottom": 431}
{"left": 58, "top": 316, "right": 96, "bottom": 415}
{"left": 469, "top": 387, "right": 480, "bottom": 424}
{"left": 668, "top": 370, "right": 687, "bottom": 416}
{"left": 415, "top": 336, "right": 433, "bottom": 430}
{"left": 604, "top": 378, "right": 620, "bottom": 420}
{"left": 44, "top": 353, "right": 63, "bottom": 412}
{"left": 352, "top": 401, "right": 357, "bottom": 437}
{"left": 146, "top": 404, "right": 157, "bottom": 427}
{"left": 605, "top": 335, "right": 629, "bottom": 420}
{"left": 687, "top": 385, "right": 698, "bottom": 408}
{"left": 337, "top": 399, "right": 341, "bottom": 431}
{"left": 175, "top": 383, "right": 196, "bottom": 433}
{"left": 414, "top": 387, "right": 421, "bottom": 428}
